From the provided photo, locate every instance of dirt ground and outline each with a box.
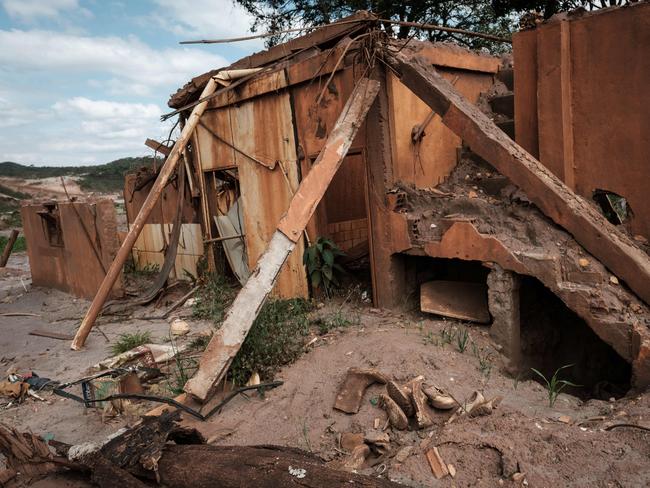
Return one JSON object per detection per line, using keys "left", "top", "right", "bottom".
{"left": 1, "top": 250, "right": 649, "bottom": 487}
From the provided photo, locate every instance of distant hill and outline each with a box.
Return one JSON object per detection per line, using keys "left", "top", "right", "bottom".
{"left": 0, "top": 156, "right": 162, "bottom": 193}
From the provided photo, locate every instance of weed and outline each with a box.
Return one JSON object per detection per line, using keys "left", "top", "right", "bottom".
{"left": 301, "top": 418, "right": 312, "bottom": 452}
{"left": 422, "top": 330, "right": 437, "bottom": 346}
{"left": 439, "top": 324, "right": 456, "bottom": 345}
{"left": 229, "top": 298, "right": 313, "bottom": 385}
{"left": 0, "top": 235, "right": 26, "bottom": 253}
{"left": 165, "top": 335, "right": 198, "bottom": 395}
{"left": 472, "top": 343, "right": 493, "bottom": 378}
{"left": 531, "top": 364, "right": 581, "bottom": 407}
{"left": 110, "top": 331, "right": 151, "bottom": 355}
{"left": 315, "top": 309, "right": 359, "bottom": 334}
{"left": 456, "top": 326, "right": 470, "bottom": 353}
{"left": 512, "top": 372, "right": 522, "bottom": 390}
{"left": 303, "top": 237, "right": 346, "bottom": 297}
{"left": 193, "top": 273, "right": 236, "bottom": 322}
{"left": 125, "top": 262, "right": 160, "bottom": 277}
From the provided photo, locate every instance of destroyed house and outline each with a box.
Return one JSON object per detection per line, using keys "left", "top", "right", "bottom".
{"left": 77, "top": 4, "right": 649, "bottom": 400}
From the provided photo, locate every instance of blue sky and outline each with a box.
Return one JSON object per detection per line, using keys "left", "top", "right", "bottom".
{"left": 0, "top": 0, "right": 262, "bottom": 166}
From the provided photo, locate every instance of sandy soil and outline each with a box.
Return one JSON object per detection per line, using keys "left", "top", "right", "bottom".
{"left": 0, "top": 253, "right": 649, "bottom": 486}
{"left": 0, "top": 176, "right": 85, "bottom": 200}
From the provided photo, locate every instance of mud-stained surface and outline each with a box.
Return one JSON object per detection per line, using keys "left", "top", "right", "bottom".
{"left": 0, "top": 252, "right": 649, "bottom": 486}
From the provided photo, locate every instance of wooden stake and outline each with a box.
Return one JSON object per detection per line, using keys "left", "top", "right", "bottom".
{"left": 0, "top": 229, "right": 19, "bottom": 268}
{"left": 184, "top": 78, "right": 380, "bottom": 401}
{"left": 71, "top": 78, "right": 218, "bottom": 350}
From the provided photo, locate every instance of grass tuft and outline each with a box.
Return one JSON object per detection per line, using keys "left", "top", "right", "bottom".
{"left": 193, "top": 273, "right": 236, "bottom": 323}
{"left": 110, "top": 331, "right": 151, "bottom": 356}
{"left": 531, "top": 364, "right": 581, "bottom": 407}
{"left": 314, "top": 309, "right": 359, "bottom": 335}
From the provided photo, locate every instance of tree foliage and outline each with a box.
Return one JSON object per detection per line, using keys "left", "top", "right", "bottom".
{"left": 234, "top": 0, "right": 634, "bottom": 52}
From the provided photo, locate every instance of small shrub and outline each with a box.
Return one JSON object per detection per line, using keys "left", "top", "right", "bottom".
{"left": 110, "top": 331, "right": 151, "bottom": 355}
{"left": 531, "top": 364, "right": 581, "bottom": 407}
{"left": 440, "top": 324, "right": 456, "bottom": 345}
{"left": 193, "top": 273, "right": 236, "bottom": 322}
{"left": 303, "top": 237, "right": 346, "bottom": 296}
{"left": 229, "top": 298, "right": 313, "bottom": 385}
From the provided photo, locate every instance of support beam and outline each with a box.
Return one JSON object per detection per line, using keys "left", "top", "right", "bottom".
{"left": 0, "top": 229, "right": 19, "bottom": 268}
{"left": 184, "top": 78, "right": 380, "bottom": 401}
{"left": 71, "top": 78, "right": 218, "bottom": 350}
{"left": 384, "top": 49, "right": 650, "bottom": 305}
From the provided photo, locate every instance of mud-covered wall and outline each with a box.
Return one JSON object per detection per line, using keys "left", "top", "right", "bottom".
{"left": 513, "top": 2, "right": 650, "bottom": 239}
{"left": 21, "top": 200, "right": 122, "bottom": 299}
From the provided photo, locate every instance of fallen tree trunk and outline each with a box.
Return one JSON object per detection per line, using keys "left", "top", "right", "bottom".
{"left": 0, "top": 413, "right": 399, "bottom": 488}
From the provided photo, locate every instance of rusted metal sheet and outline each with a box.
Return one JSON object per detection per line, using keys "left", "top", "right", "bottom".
{"left": 21, "top": 200, "right": 123, "bottom": 300}
{"left": 195, "top": 108, "right": 237, "bottom": 170}
{"left": 409, "top": 40, "right": 500, "bottom": 74}
{"left": 387, "top": 66, "right": 494, "bottom": 189}
{"left": 514, "top": 2, "right": 650, "bottom": 240}
{"left": 512, "top": 29, "right": 539, "bottom": 158}
{"left": 226, "top": 90, "right": 308, "bottom": 298}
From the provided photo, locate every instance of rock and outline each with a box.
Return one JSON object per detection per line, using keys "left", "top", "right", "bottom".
{"left": 609, "top": 276, "right": 619, "bottom": 285}
{"left": 468, "top": 190, "right": 478, "bottom": 198}
{"left": 578, "top": 258, "right": 589, "bottom": 268}
{"left": 558, "top": 415, "right": 571, "bottom": 424}
{"left": 448, "top": 463, "right": 456, "bottom": 478}
{"left": 394, "top": 446, "right": 413, "bottom": 463}
{"left": 170, "top": 318, "right": 190, "bottom": 336}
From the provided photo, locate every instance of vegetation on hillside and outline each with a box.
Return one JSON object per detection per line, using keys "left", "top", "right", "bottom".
{"left": 0, "top": 156, "right": 162, "bottom": 193}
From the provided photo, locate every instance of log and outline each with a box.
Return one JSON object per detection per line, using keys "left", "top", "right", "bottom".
{"left": 384, "top": 48, "right": 650, "bottom": 305}
{"left": 71, "top": 77, "right": 218, "bottom": 350}
{"left": 0, "top": 229, "right": 19, "bottom": 267}
{"left": 184, "top": 77, "right": 380, "bottom": 401}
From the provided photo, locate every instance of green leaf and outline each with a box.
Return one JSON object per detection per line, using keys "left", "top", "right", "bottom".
{"left": 311, "top": 270, "right": 322, "bottom": 288}
{"left": 322, "top": 249, "right": 334, "bottom": 266}
{"left": 332, "top": 263, "right": 346, "bottom": 273}
{"left": 322, "top": 265, "right": 333, "bottom": 281}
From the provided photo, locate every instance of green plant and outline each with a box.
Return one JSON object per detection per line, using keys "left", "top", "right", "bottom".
{"left": 531, "top": 364, "right": 581, "bottom": 408}
{"left": 166, "top": 335, "right": 198, "bottom": 395}
{"left": 439, "top": 324, "right": 456, "bottom": 345}
{"left": 188, "top": 333, "right": 212, "bottom": 351}
{"left": 422, "top": 330, "right": 437, "bottom": 346}
{"left": 229, "top": 298, "right": 313, "bottom": 385}
{"left": 303, "top": 237, "right": 345, "bottom": 296}
{"left": 110, "top": 331, "right": 151, "bottom": 355}
{"left": 314, "top": 309, "right": 358, "bottom": 334}
{"left": 472, "top": 343, "right": 493, "bottom": 378}
{"left": 456, "top": 326, "right": 470, "bottom": 353}
{"left": 193, "top": 273, "right": 236, "bottom": 322}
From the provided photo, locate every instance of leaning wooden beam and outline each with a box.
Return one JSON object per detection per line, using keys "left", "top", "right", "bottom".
{"left": 184, "top": 78, "right": 380, "bottom": 401}
{"left": 384, "top": 49, "right": 650, "bottom": 305}
{"left": 71, "top": 78, "right": 218, "bottom": 350}
{"left": 0, "top": 229, "right": 19, "bottom": 268}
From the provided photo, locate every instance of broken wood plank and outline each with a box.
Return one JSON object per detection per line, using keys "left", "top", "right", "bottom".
{"left": 425, "top": 447, "right": 449, "bottom": 479}
{"left": 0, "top": 229, "right": 19, "bottom": 268}
{"left": 420, "top": 280, "right": 490, "bottom": 323}
{"left": 144, "top": 138, "right": 172, "bottom": 156}
{"left": 384, "top": 49, "right": 650, "bottom": 305}
{"left": 71, "top": 78, "right": 218, "bottom": 350}
{"left": 184, "top": 78, "right": 380, "bottom": 401}
{"left": 29, "top": 330, "right": 75, "bottom": 341}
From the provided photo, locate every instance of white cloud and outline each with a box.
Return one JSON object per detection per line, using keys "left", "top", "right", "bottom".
{"left": 1, "top": 0, "right": 92, "bottom": 23}
{"left": 151, "top": 0, "right": 264, "bottom": 50}
{"left": 0, "top": 29, "right": 228, "bottom": 95}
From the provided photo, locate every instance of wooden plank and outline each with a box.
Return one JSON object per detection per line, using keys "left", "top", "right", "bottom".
{"left": 420, "top": 280, "right": 490, "bottom": 323}
{"left": 72, "top": 78, "right": 218, "bottom": 350}
{"left": 384, "top": 49, "right": 650, "bottom": 306}
{"left": 184, "top": 78, "right": 379, "bottom": 401}
{"left": 0, "top": 229, "right": 19, "bottom": 267}
{"left": 512, "top": 29, "right": 539, "bottom": 158}
{"left": 145, "top": 138, "right": 171, "bottom": 156}
{"left": 425, "top": 447, "right": 449, "bottom": 479}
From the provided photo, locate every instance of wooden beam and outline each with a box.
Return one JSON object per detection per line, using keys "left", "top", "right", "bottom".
{"left": 384, "top": 49, "right": 650, "bottom": 305}
{"left": 184, "top": 78, "right": 380, "bottom": 401}
{"left": 0, "top": 229, "right": 19, "bottom": 267}
{"left": 144, "top": 138, "right": 171, "bottom": 156}
{"left": 71, "top": 78, "right": 219, "bottom": 350}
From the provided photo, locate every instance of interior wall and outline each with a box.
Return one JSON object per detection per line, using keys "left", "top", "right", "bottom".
{"left": 513, "top": 2, "right": 650, "bottom": 239}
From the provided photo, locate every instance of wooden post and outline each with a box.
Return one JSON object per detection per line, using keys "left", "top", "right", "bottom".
{"left": 184, "top": 78, "right": 380, "bottom": 401}
{"left": 384, "top": 49, "right": 650, "bottom": 305}
{"left": 71, "top": 78, "right": 218, "bottom": 350}
{"left": 0, "top": 229, "right": 19, "bottom": 268}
